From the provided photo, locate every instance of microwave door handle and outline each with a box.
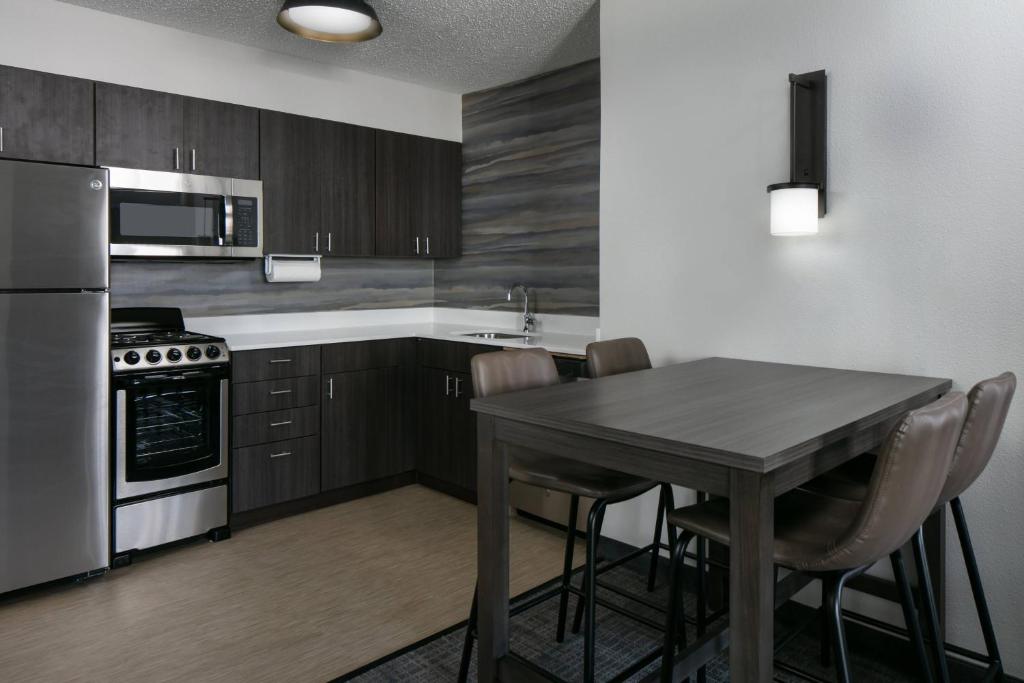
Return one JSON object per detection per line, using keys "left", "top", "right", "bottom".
{"left": 222, "top": 196, "right": 234, "bottom": 247}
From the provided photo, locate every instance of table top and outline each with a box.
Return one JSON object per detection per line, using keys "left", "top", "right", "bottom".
{"left": 471, "top": 357, "right": 951, "bottom": 472}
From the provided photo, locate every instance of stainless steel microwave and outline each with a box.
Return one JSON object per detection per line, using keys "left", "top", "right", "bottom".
{"left": 108, "top": 167, "right": 263, "bottom": 258}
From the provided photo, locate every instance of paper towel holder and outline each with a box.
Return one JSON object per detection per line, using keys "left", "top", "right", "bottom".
{"left": 264, "top": 254, "right": 323, "bottom": 283}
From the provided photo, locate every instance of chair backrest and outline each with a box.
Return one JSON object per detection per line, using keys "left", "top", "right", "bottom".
{"left": 585, "top": 338, "right": 652, "bottom": 379}
{"left": 471, "top": 348, "right": 560, "bottom": 399}
{"left": 938, "top": 372, "right": 1016, "bottom": 506}
{"left": 813, "top": 391, "right": 966, "bottom": 571}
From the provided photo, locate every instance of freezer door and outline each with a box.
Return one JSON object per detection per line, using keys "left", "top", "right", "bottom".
{"left": 0, "top": 160, "right": 109, "bottom": 290}
{"left": 0, "top": 292, "right": 109, "bottom": 593}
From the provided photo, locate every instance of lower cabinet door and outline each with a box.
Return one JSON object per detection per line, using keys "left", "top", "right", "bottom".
{"left": 232, "top": 436, "right": 320, "bottom": 513}
{"left": 417, "top": 367, "right": 477, "bottom": 496}
{"left": 321, "top": 367, "right": 405, "bottom": 490}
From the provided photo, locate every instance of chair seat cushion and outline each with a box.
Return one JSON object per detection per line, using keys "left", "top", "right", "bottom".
{"left": 666, "top": 489, "right": 864, "bottom": 571}
{"left": 799, "top": 453, "right": 876, "bottom": 501}
{"left": 510, "top": 451, "right": 657, "bottom": 500}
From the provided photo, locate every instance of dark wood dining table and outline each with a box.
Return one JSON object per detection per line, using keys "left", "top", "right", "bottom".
{"left": 471, "top": 356, "right": 951, "bottom": 682}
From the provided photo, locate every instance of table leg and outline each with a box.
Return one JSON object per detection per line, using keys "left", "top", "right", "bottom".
{"left": 477, "top": 415, "right": 510, "bottom": 682}
{"left": 729, "top": 470, "right": 775, "bottom": 682}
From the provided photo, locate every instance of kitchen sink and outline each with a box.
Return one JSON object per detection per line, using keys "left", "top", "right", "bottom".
{"left": 460, "top": 331, "right": 532, "bottom": 340}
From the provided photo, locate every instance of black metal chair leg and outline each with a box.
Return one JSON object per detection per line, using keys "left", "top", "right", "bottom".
{"left": 665, "top": 485, "right": 678, "bottom": 559}
{"left": 648, "top": 484, "right": 668, "bottom": 592}
{"left": 582, "top": 499, "right": 608, "bottom": 683}
{"left": 819, "top": 603, "right": 833, "bottom": 668}
{"left": 458, "top": 583, "right": 478, "bottom": 683}
{"left": 912, "top": 528, "right": 951, "bottom": 683}
{"left": 660, "top": 531, "right": 692, "bottom": 683}
{"left": 695, "top": 531, "right": 707, "bottom": 683}
{"left": 950, "top": 497, "right": 1003, "bottom": 675}
{"left": 555, "top": 494, "right": 581, "bottom": 643}
{"left": 824, "top": 570, "right": 855, "bottom": 683}
{"left": 891, "top": 549, "right": 935, "bottom": 682}
{"left": 573, "top": 499, "right": 607, "bottom": 636}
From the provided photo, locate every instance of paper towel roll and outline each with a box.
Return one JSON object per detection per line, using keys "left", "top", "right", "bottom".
{"left": 264, "top": 255, "right": 322, "bottom": 283}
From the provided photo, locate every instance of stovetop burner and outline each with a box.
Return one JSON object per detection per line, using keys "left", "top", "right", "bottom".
{"left": 110, "top": 307, "right": 229, "bottom": 373}
{"left": 111, "top": 330, "right": 222, "bottom": 348}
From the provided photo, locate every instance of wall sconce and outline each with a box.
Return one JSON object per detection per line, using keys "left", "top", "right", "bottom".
{"left": 767, "top": 70, "right": 827, "bottom": 236}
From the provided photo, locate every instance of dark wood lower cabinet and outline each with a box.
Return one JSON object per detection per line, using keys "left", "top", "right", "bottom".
{"left": 418, "top": 367, "right": 477, "bottom": 498}
{"left": 232, "top": 436, "right": 320, "bottom": 513}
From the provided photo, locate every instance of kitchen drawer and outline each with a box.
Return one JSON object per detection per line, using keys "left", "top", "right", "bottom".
{"left": 232, "top": 345, "right": 320, "bottom": 383}
{"left": 233, "top": 406, "right": 319, "bottom": 448}
{"left": 232, "top": 375, "right": 320, "bottom": 416}
{"left": 321, "top": 338, "right": 413, "bottom": 374}
{"left": 232, "top": 436, "right": 320, "bottom": 513}
{"left": 417, "top": 339, "right": 495, "bottom": 373}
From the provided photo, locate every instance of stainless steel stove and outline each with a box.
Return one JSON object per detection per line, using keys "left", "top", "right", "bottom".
{"left": 110, "top": 308, "right": 230, "bottom": 565}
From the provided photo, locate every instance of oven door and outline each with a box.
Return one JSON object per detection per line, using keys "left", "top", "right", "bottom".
{"left": 115, "top": 366, "right": 229, "bottom": 500}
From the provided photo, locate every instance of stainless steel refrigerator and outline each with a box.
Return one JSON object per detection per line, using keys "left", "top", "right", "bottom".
{"left": 0, "top": 159, "right": 110, "bottom": 594}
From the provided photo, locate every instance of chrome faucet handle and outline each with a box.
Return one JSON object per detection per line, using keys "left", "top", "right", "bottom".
{"left": 523, "top": 312, "right": 537, "bottom": 333}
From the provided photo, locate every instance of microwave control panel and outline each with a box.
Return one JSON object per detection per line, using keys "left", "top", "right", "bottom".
{"left": 233, "top": 196, "right": 259, "bottom": 247}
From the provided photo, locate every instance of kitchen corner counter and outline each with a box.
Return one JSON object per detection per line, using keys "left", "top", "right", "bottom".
{"left": 187, "top": 308, "right": 598, "bottom": 357}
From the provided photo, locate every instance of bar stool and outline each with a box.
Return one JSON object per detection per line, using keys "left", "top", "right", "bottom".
{"left": 458, "top": 348, "right": 673, "bottom": 683}
{"left": 802, "top": 372, "right": 1016, "bottom": 681}
{"left": 660, "top": 391, "right": 968, "bottom": 683}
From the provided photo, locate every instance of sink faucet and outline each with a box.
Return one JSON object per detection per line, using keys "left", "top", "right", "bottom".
{"left": 506, "top": 283, "right": 536, "bottom": 334}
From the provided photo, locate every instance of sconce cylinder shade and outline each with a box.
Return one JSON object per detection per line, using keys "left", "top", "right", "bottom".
{"left": 768, "top": 182, "right": 820, "bottom": 236}
{"left": 277, "top": 0, "right": 382, "bottom": 42}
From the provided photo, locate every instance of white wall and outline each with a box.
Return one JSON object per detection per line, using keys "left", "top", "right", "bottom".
{"left": 0, "top": 0, "right": 461, "bottom": 141}
{"left": 600, "top": 0, "right": 1024, "bottom": 674}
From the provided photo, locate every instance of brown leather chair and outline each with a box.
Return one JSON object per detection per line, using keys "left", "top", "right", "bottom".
{"left": 459, "top": 348, "right": 663, "bottom": 682}
{"left": 801, "top": 372, "right": 1016, "bottom": 681}
{"left": 660, "top": 391, "right": 968, "bottom": 683}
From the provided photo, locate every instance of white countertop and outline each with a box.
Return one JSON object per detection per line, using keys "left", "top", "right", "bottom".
{"left": 187, "top": 308, "right": 598, "bottom": 356}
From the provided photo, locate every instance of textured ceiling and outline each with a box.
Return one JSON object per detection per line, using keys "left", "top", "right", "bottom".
{"left": 57, "top": 0, "right": 600, "bottom": 93}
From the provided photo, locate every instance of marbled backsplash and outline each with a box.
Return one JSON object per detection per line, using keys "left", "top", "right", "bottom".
{"left": 434, "top": 59, "right": 600, "bottom": 317}
{"left": 110, "top": 258, "right": 434, "bottom": 317}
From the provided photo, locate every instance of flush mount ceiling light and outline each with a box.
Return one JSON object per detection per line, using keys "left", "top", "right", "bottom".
{"left": 277, "top": 0, "right": 382, "bottom": 43}
{"left": 767, "top": 70, "right": 827, "bottom": 236}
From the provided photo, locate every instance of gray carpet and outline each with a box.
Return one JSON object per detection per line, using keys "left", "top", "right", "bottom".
{"left": 336, "top": 553, "right": 924, "bottom": 682}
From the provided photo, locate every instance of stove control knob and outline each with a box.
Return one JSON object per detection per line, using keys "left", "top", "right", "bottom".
{"left": 166, "top": 348, "right": 183, "bottom": 363}
{"left": 206, "top": 345, "right": 221, "bottom": 360}
{"left": 146, "top": 349, "right": 162, "bottom": 364}
{"left": 124, "top": 350, "right": 140, "bottom": 365}
{"left": 186, "top": 346, "right": 203, "bottom": 361}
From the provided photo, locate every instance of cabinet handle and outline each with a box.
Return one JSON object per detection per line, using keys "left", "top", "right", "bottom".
{"left": 174, "top": 147, "right": 180, "bottom": 170}
{"left": 454, "top": 377, "right": 464, "bottom": 398}
{"left": 315, "top": 232, "right": 320, "bottom": 253}
{"left": 191, "top": 148, "right": 197, "bottom": 172}
{"left": 269, "top": 451, "right": 292, "bottom": 459}
{"left": 269, "top": 389, "right": 292, "bottom": 396}
{"left": 327, "top": 232, "right": 332, "bottom": 252}
{"left": 425, "top": 236, "right": 430, "bottom": 256}
{"left": 269, "top": 358, "right": 293, "bottom": 364}
{"left": 444, "top": 374, "right": 452, "bottom": 397}
{"left": 269, "top": 420, "right": 293, "bottom": 428}
{"left": 328, "top": 377, "right": 334, "bottom": 400}
{"left": 415, "top": 236, "right": 420, "bottom": 255}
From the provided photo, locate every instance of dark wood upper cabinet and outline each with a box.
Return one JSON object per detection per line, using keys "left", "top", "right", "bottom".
{"left": 375, "top": 130, "right": 419, "bottom": 257}
{"left": 419, "top": 137, "right": 462, "bottom": 258}
{"left": 0, "top": 65, "right": 94, "bottom": 166}
{"left": 96, "top": 83, "right": 183, "bottom": 172}
{"left": 260, "top": 110, "right": 322, "bottom": 254}
{"left": 97, "top": 83, "right": 258, "bottom": 178}
{"left": 321, "top": 120, "right": 375, "bottom": 256}
{"left": 183, "top": 97, "right": 259, "bottom": 179}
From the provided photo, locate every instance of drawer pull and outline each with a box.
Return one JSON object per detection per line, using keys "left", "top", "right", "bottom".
{"left": 269, "top": 389, "right": 293, "bottom": 396}
{"left": 269, "top": 358, "right": 293, "bottom": 364}
{"left": 269, "top": 451, "right": 292, "bottom": 459}
{"left": 269, "top": 420, "right": 293, "bottom": 427}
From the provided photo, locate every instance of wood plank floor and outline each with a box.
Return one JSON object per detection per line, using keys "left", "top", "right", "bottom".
{"left": 0, "top": 485, "right": 581, "bottom": 682}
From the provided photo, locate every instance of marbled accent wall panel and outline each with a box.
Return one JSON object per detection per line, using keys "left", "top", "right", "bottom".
{"left": 110, "top": 258, "right": 434, "bottom": 317}
{"left": 434, "top": 59, "right": 600, "bottom": 316}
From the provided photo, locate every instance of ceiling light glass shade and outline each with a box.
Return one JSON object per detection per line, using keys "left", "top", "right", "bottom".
{"left": 277, "top": 0, "right": 382, "bottom": 43}
{"left": 767, "top": 183, "right": 820, "bottom": 236}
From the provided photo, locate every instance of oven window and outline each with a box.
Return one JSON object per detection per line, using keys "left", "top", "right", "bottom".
{"left": 126, "top": 379, "right": 220, "bottom": 481}
{"left": 111, "top": 190, "right": 224, "bottom": 245}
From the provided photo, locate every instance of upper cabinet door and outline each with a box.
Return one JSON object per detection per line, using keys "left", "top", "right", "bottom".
{"left": 183, "top": 97, "right": 259, "bottom": 179}
{"left": 0, "top": 65, "right": 94, "bottom": 166}
{"left": 259, "top": 110, "right": 322, "bottom": 255}
{"left": 321, "top": 121, "right": 374, "bottom": 257}
{"left": 96, "top": 83, "right": 183, "bottom": 172}
{"left": 419, "top": 138, "right": 462, "bottom": 258}
{"left": 374, "top": 130, "right": 419, "bottom": 257}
